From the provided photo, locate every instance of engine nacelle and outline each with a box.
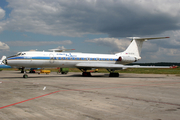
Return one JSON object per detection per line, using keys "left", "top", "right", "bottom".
{"left": 118, "top": 56, "right": 137, "bottom": 62}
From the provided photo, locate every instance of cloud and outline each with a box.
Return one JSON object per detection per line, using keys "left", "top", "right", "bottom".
{"left": 22, "top": 34, "right": 28, "bottom": 37}
{"left": 0, "top": 7, "right": 5, "bottom": 32}
{"left": 0, "top": 0, "right": 179, "bottom": 37}
{"left": 0, "top": 41, "right": 10, "bottom": 50}
{"left": 85, "top": 37, "right": 180, "bottom": 62}
{"left": 85, "top": 38, "right": 130, "bottom": 53}
{"left": 6, "top": 40, "right": 72, "bottom": 46}
{"left": 0, "top": 7, "right": 5, "bottom": 20}
{"left": 157, "top": 31, "right": 180, "bottom": 49}
{"left": 141, "top": 47, "right": 180, "bottom": 62}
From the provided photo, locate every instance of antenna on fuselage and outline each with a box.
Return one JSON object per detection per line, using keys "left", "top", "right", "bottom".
{"left": 49, "top": 49, "right": 75, "bottom": 52}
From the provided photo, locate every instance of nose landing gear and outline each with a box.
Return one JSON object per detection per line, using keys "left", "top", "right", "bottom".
{"left": 23, "top": 74, "right": 28, "bottom": 78}
{"left": 22, "top": 68, "right": 28, "bottom": 78}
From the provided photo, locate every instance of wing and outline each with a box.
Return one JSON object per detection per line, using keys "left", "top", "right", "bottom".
{"left": 75, "top": 63, "right": 170, "bottom": 70}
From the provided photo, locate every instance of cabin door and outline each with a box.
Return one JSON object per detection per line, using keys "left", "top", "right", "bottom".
{"left": 49, "top": 53, "right": 54, "bottom": 63}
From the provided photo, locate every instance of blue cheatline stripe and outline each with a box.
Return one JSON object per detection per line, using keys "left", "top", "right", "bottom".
{"left": 8, "top": 57, "right": 25, "bottom": 60}
{"left": 7, "top": 56, "right": 118, "bottom": 61}
{"left": 32, "top": 57, "right": 50, "bottom": 59}
{"left": 8, "top": 56, "right": 51, "bottom": 60}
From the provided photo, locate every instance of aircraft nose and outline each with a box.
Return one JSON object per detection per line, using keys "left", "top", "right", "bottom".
{"left": 2, "top": 59, "right": 7, "bottom": 65}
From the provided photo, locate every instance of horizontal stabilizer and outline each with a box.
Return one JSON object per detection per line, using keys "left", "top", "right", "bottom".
{"left": 128, "top": 37, "right": 169, "bottom": 41}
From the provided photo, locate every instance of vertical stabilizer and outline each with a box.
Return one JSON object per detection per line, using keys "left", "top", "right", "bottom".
{"left": 123, "top": 37, "right": 144, "bottom": 59}
{"left": 115, "top": 37, "right": 169, "bottom": 59}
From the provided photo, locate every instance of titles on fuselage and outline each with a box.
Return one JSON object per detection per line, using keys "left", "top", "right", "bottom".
{"left": 56, "top": 53, "right": 77, "bottom": 57}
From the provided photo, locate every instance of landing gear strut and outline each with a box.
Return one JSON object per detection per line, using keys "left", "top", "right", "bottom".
{"left": 20, "top": 67, "right": 24, "bottom": 73}
{"left": 79, "top": 68, "right": 92, "bottom": 77}
{"left": 22, "top": 68, "right": 28, "bottom": 78}
{"left": 107, "top": 69, "right": 119, "bottom": 77}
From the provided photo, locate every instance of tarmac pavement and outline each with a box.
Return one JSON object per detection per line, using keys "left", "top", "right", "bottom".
{"left": 0, "top": 71, "right": 180, "bottom": 120}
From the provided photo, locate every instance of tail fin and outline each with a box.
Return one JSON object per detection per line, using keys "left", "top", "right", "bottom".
{"left": 116, "top": 37, "right": 169, "bottom": 59}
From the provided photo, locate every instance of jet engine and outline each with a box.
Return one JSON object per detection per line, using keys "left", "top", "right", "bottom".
{"left": 118, "top": 56, "right": 137, "bottom": 62}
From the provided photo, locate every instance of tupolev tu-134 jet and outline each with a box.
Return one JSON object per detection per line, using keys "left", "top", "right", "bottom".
{"left": 2, "top": 37, "right": 170, "bottom": 78}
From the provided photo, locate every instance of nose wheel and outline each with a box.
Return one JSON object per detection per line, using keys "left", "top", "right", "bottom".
{"left": 23, "top": 74, "right": 28, "bottom": 78}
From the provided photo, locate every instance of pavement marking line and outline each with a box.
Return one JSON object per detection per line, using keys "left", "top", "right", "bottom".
{"left": 43, "top": 86, "right": 46, "bottom": 90}
{"left": 0, "top": 81, "right": 180, "bottom": 109}
{"left": 0, "top": 90, "right": 62, "bottom": 109}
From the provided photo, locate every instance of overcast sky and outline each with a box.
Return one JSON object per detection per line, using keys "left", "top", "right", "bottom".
{"left": 0, "top": 0, "right": 180, "bottom": 62}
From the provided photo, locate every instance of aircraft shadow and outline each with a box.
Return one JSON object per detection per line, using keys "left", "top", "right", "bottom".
{"left": 0, "top": 73, "right": 166, "bottom": 79}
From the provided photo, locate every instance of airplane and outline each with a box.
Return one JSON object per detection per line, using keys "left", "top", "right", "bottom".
{"left": 2, "top": 37, "right": 170, "bottom": 78}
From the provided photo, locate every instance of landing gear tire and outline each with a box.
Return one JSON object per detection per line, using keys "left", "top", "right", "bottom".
{"left": 29, "top": 70, "right": 35, "bottom": 73}
{"left": 61, "top": 71, "right": 68, "bottom": 74}
{"left": 82, "top": 72, "right": 91, "bottom": 77}
{"left": 23, "top": 74, "right": 28, "bottom": 78}
{"left": 109, "top": 73, "right": 119, "bottom": 77}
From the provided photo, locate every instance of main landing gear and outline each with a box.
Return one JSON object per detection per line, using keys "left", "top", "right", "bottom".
{"left": 107, "top": 69, "right": 119, "bottom": 77}
{"left": 109, "top": 72, "right": 119, "bottom": 77}
{"left": 82, "top": 72, "right": 91, "bottom": 77}
{"left": 79, "top": 69, "right": 92, "bottom": 77}
{"left": 79, "top": 68, "right": 119, "bottom": 77}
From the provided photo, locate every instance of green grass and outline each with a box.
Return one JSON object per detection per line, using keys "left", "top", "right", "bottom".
{"left": 38, "top": 67, "right": 180, "bottom": 75}
{"left": 1, "top": 67, "right": 180, "bottom": 75}
{"left": 119, "top": 68, "right": 180, "bottom": 74}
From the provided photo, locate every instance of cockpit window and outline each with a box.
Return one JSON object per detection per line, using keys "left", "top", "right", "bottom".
{"left": 7, "top": 52, "right": 22, "bottom": 58}
{"left": 21, "top": 53, "right": 26, "bottom": 55}
{"left": 17, "top": 52, "right": 22, "bottom": 56}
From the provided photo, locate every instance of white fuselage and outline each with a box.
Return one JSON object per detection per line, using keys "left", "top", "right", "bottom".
{"left": 7, "top": 51, "right": 134, "bottom": 68}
